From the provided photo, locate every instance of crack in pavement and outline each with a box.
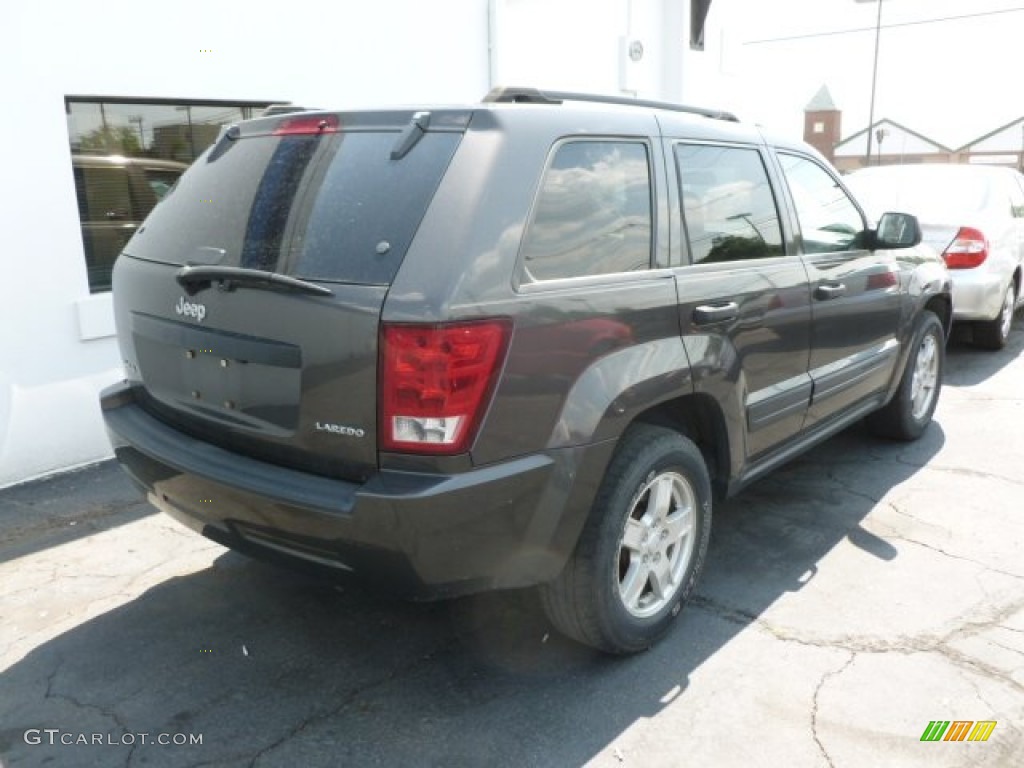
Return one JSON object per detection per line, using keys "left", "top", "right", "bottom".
{"left": 924, "top": 464, "right": 1024, "bottom": 490}
{"left": 986, "top": 638, "right": 1024, "bottom": 659}
{"left": 690, "top": 594, "right": 1024, "bottom": 697}
{"left": 43, "top": 659, "right": 138, "bottom": 766}
{"left": 880, "top": 501, "right": 947, "bottom": 531}
{"left": 880, "top": 532, "right": 1024, "bottom": 581}
{"left": 246, "top": 636, "right": 462, "bottom": 767}
{"left": 810, "top": 652, "right": 855, "bottom": 768}
{"left": 884, "top": 455, "right": 1024, "bottom": 491}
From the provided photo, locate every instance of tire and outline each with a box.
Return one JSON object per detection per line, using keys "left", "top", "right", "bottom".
{"left": 974, "top": 282, "right": 1016, "bottom": 350}
{"left": 866, "top": 311, "right": 944, "bottom": 441}
{"left": 540, "top": 425, "right": 712, "bottom": 654}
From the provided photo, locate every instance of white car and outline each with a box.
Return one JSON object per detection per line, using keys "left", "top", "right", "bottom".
{"left": 847, "top": 163, "right": 1024, "bottom": 349}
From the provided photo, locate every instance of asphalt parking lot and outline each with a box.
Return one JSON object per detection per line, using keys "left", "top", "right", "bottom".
{"left": 2, "top": 319, "right": 1023, "bottom": 768}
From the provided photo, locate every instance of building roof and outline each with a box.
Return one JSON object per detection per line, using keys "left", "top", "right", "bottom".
{"left": 805, "top": 85, "right": 837, "bottom": 112}
{"left": 834, "top": 118, "right": 952, "bottom": 157}
{"left": 957, "top": 116, "right": 1024, "bottom": 153}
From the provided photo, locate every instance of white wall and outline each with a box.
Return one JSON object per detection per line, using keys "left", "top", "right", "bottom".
{"left": 0, "top": 0, "right": 734, "bottom": 488}
{"left": 0, "top": 0, "right": 490, "bottom": 488}
{"left": 490, "top": 0, "right": 739, "bottom": 113}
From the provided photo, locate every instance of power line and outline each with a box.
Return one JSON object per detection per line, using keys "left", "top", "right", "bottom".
{"left": 744, "top": 7, "right": 1024, "bottom": 45}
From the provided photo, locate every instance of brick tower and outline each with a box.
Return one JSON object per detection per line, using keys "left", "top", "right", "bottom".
{"left": 804, "top": 85, "right": 842, "bottom": 163}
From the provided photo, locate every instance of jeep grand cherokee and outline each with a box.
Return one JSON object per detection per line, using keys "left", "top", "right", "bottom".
{"left": 101, "top": 88, "right": 952, "bottom": 653}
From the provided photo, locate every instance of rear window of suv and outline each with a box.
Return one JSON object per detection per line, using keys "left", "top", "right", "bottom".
{"left": 124, "top": 130, "right": 462, "bottom": 285}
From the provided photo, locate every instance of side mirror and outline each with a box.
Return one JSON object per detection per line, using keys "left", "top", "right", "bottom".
{"left": 873, "top": 212, "right": 922, "bottom": 249}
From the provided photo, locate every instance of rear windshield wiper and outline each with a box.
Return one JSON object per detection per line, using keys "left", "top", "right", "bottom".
{"left": 390, "top": 111, "right": 431, "bottom": 160}
{"left": 175, "top": 265, "right": 334, "bottom": 297}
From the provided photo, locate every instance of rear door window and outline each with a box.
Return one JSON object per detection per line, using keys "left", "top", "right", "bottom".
{"left": 126, "top": 130, "right": 462, "bottom": 285}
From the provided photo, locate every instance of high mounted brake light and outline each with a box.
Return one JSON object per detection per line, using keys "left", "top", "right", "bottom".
{"left": 380, "top": 320, "right": 511, "bottom": 455}
{"left": 273, "top": 115, "right": 340, "bottom": 136}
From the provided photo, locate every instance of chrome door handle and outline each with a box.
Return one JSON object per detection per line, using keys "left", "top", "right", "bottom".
{"left": 815, "top": 283, "right": 846, "bottom": 300}
{"left": 693, "top": 302, "right": 739, "bottom": 325}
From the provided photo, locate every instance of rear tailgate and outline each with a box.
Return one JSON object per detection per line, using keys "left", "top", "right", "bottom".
{"left": 111, "top": 109, "right": 469, "bottom": 481}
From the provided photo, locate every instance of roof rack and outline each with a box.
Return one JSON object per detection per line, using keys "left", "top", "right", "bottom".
{"left": 482, "top": 87, "right": 739, "bottom": 123}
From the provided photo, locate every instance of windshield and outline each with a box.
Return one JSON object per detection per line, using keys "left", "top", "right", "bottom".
{"left": 125, "top": 130, "right": 462, "bottom": 285}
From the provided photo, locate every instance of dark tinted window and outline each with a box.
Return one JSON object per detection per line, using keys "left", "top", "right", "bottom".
{"left": 778, "top": 153, "right": 865, "bottom": 254}
{"left": 675, "top": 144, "right": 784, "bottom": 263}
{"left": 73, "top": 164, "right": 142, "bottom": 292}
{"left": 125, "top": 131, "right": 462, "bottom": 285}
{"left": 77, "top": 166, "right": 134, "bottom": 222}
{"left": 520, "top": 141, "right": 652, "bottom": 281}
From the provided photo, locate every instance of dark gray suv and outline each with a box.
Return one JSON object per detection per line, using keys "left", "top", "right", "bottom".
{"left": 101, "top": 88, "right": 952, "bottom": 654}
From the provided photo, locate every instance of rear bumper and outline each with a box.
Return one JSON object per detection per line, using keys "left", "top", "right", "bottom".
{"left": 101, "top": 383, "right": 612, "bottom": 599}
{"left": 950, "top": 268, "right": 1009, "bottom": 322}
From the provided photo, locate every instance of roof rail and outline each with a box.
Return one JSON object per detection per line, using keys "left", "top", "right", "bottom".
{"left": 482, "top": 87, "right": 739, "bottom": 123}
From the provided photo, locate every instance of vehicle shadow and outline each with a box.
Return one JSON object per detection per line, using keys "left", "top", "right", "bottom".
{"left": 942, "top": 312, "right": 1023, "bottom": 387}
{"left": 0, "top": 460, "right": 152, "bottom": 564}
{"left": 0, "top": 423, "right": 944, "bottom": 767}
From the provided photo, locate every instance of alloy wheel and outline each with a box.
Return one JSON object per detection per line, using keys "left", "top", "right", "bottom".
{"left": 910, "top": 333, "right": 939, "bottom": 421}
{"left": 617, "top": 471, "right": 696, "bottom": 618}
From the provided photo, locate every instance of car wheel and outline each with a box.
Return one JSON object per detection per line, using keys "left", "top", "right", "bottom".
{"left": 540, "top": 424, "right": 711, "bottom": 654}
{"left": 866, "top": 310, "right": 944, "bottom": 441}
{"left": 974, "top": 282, "right": 1016, "bottom": 350}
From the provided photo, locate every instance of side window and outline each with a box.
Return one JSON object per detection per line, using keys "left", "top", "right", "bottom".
{"left": 674, "top": 144, "right": 784, "bottom": 263}
{"left": 520, "top": 141, "right": 652, "bottom": 281}
{"left": 778, "top": 153, "right": 866, "bottom": 254}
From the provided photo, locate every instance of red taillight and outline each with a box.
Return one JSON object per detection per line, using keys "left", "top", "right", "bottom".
{"left": 380, "top": 320, "right": 511, "bottom": 454}
{"left": 942, "top": 227, "right": 988, "bottom": 269}
{"left": 273, "top": 115, "right": 340, "bottom": 136}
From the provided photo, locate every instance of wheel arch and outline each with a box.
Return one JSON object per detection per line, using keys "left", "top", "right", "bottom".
{"left": 924, "top": 293, "right": 953, "bottom": 340}
{"left": 632, "top": 393, "right": 732, "bottom": 500}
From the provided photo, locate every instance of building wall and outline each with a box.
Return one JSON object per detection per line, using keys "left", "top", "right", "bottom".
{"left": 0, "top": 0, "right": 490, "bottom": 488}
{"left": 0, "top": 0, "right": 734, "bottom": 487}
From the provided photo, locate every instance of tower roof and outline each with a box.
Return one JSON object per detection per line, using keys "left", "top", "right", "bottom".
{"left": 806, "top": 85, "right": 837, "bottom": 112}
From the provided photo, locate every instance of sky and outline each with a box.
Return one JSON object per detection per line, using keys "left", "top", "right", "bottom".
{"left": 720, "top": 0, "right": 1022, "bottom": 149}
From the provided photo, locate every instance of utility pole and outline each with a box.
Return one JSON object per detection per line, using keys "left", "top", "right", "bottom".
{"left": 856, "top": 0, "right": 887, "bottom": 167}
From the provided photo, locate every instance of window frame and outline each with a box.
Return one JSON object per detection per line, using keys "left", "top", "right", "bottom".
{"left": 515, "top": 136, "right": 658, "bottom": 289}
